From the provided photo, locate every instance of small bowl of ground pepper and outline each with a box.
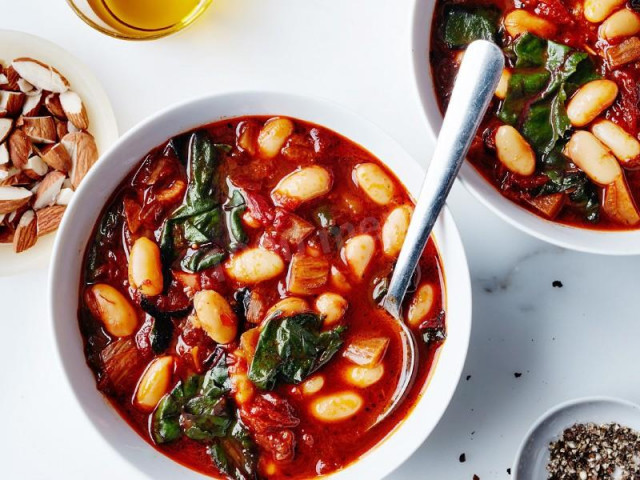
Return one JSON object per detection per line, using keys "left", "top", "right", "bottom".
{"left": 514, "top": 397, "right": 640, "bottom": 480}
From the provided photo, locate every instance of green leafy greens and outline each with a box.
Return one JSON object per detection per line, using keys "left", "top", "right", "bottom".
{"left": 442, "top": 5, "right": 500, "bottom": 47}
{"left": 498, "top": 33, "right": 600, "bottom": 156}
{"left": 152, "top": 353, "right": 232, "bottom": 444}
{"left": 248, "top": 312, "right": 346, "bottom": 390}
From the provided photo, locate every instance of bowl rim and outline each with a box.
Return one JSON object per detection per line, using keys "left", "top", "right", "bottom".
{"left": 49, "top": 90, "right": 472, "bottom": 480}
{"left": 511, "top": 395, "right": 640, "bottom": 479}
{"left": 409, "top": 0, "right": 640, "bottom": 255}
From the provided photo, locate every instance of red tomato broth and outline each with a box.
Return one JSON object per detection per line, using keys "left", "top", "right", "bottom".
{"left": 78, "top": 116, "right": 446, "bottom": 479}
{"left": 430, "top": 0, "right": 640, "bottom": 230}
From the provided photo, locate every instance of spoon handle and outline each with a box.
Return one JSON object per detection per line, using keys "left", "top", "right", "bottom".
{"left": 383, "top": 40, "right": 504, "bottom": 319}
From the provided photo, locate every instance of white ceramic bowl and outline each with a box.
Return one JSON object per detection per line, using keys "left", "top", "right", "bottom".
{"left": 411, "top": 0, "right": 640, "bottom": 255}
{"left": 513, "top": 396, "right": 640, "bottom": 479}
{"left": 49, "top": 92, "right": 472, "bottom": 479}
{"left": 0, "top": 30, "right": 118, "bottom": 275}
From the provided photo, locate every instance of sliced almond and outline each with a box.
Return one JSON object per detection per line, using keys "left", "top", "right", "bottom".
{"left": 0, "top": 118, "right": 13, "bottom": 143}
{"left": 55, "top": 187, "right": 73, "bottom": 205}
{"left": 17, "top": 78, "right": 36, "bottom": 95}
{"left": 3, "top": 66, "right": 20, "bottom": 91}
{"left": 12, "top": 209, "right": 36, "bottom": 253}
{"left": 54, "top": 117, "right": 68, "bottom": 139}
{"left": 0, "top": 91, "right": 25, "bottom": 116}
{"left": 62, "top": 132, "right": 98, "bottom": 188}
{"left": 21, "top": 92, "right": 42, "bottom": 117}
{"left": 41, "top": 142, "right": 71, "bottom": 172}
{"left": 0, "top": 186, "right": 32, "bottom": 214}
{"left": 23, "top": 116, "right": 57, "bottom": 144}
{"left": 36, "top": 204, "right": 65, "bottom": 236}
{"left": 0, "top": 143, "right": 8, "bottom": 165}
{"left": 8, "top": 128, "right": 30, "bottom": 169}
{"left": 67, "top": 121, "right": 80, "bottom": 134}
{"left": 11, "top": 58, "right": 69, "bottom": 93}
{"left": 44, "top": 93, "right": 66, "bottom": 119}
{"left": 23, "top": 155, "right": 48, "bottom": 179}
{"left": 0, "top": 168, "right": 22, "bottom": 187}
{"left": 0, "top": 73, "right": 8, "bottom": 87}
{"left": 59, "top": 91, "right": 88, "bottom": 130}
{"left": 33, "top": 171, "right": 65, "bottom": 210}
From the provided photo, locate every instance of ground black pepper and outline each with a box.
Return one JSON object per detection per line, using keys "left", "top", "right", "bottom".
{"left": 547, "top": 423, "right": 640, "bottom": 479}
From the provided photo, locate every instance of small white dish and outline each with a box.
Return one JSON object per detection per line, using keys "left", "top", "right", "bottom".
{"left": 513, "top": 397, "right": 640, "bottom": 479}
{"left": 410, "top": 0, "right": 640, "bottom": 255}
{"left": 0, "top": 29, "right": 118, "bottom": 276}
{"left": 49, "top": 91, "right": 472, "bottom": 480}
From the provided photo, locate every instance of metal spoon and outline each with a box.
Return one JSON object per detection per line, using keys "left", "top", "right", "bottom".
{"left": 376, "top": 40, "right": 504, "bottom": 425}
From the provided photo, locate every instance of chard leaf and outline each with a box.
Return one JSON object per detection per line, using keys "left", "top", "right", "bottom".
{"left": 248, "top": 312, "right": 346, "bottom": 390}
{"left": 208, "top": 421, "right": 258, "bottom": 480}
{"left": 180, "top": 247, "right": 226, "bottom": 273}
{"left": 442, "top": 6, "right": 499, "bottom": 47}
{"left": 152, "top": 382, "right": 184, "bottom": 444}
{"left": 183, "top": 207, "right": 223, "bottom": 244}
{"left": 224, "top": 189, "right": 248, "bottom": 250}
{"left": 499, "top": 34, "right": 600, "bottom": 155}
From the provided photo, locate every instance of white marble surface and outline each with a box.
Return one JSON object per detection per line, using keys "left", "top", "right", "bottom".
{"left": 2, "top": 1, "right": 640, "bottom": 479}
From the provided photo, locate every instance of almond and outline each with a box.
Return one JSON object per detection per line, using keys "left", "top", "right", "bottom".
{"left": 0, "top": 186, "right": 32, "bottom": 214}
{"left": 0, "top": 169, "right": 24, "bottom": 187}
{"left": 59, "top": 91, "right": 88, "bottom": 130}
{"left": 0, "top": 118, "right": 13, "bottom": 143}
{"left": 23, "top": 116, "right": 56, "bottom": 144}
{"left": 56, "top": 187, "right": 73, "bottom": 205}
{"left": 62, "top": 132, "right": 98, "bottom": 188}
{"left": 12, "top": 209, "right": 36, "bottom": 253}
{"left": 36, "top": 204, "right": 65, "bottom": 236}
{"left": 8, "top": 128, "right": 30, "bottom": 169}
{"left": 21, "top": 92, "right": 42, "bottom": 117}
{"left": 0, "top": 91, "right": 25, "bottom": 116}
{"left": 3, "top": 66, "right": 20, "bottom": 91}
{"left": 54, "top": 117, "right": 68, "bottom": 139}
{"left": 17, "top": 78, "right": 36, "bottom": 95}
{"left": 44, "top": 93, "right": 66, "bottom": 119}
{"left": 23, "top": 155, "right": 48, "bottom": 179}
{"left": 0, "top": 143, "right": 8, "bottom": 165}
{"left": 40, "top": 142, "right": 71, "bottom": 172}
{"left": 11, "top": 58, "right": 69, "bottom": 93}
{"left": 34, "top": 170, "right": 65, "bottom": 210}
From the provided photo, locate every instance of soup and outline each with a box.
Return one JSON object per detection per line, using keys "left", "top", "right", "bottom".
{"left": 78, "top": 116, "right": 446, "bottom": 479}
{"left": 430, "top": 0, "right": 640, "bottom": 229}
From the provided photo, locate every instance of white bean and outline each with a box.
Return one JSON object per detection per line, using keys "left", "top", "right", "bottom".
{"left": 504, "top": 10, "right": 556, "bottom": 38}
{"left": 353, "top": 163, "right": 396, "bottom": 205}
{"left": 564, "top": 131, "right": 623, "bottom": 186}
{"left": 495, "top": 125, "right": 536, "bottom": 176}
{"left": 567, "top": 80, "right": 618, "bottom": 127}
{"left": 267, "top": 297, "right": 309, "bottom": 318}
{"left": 193, "top": 290, "right": 238, "bottom": 344}
{"left": 344, "top": 364, "right": 385, "bottom": 388}
{"left": 128, "top": 237, "right": 163, "bottom": 296}
{"left": 86, "top": 284, "right": 138, "bottom": 337}
{"left": 315, "top": 293, "right": 348, "bottom": 326}
{"left": 310, "top": 391, "right": 363, "bottom": 422}
{"left": 302, "top": 375, "right": 325, "bottom": 395}
{"left": 341, "top": 234, "right": 375, "bottom": 279}
{"left": 382, "top": 205, "right": 412, "bottom": 257}
{"left": 495, "top": 69, "right": 511, "bottom": 100}
{"left": 225, "top": 248, "right": 285, "bottom": 284}
{"left": 407, "top": 283, "right": 435, "bottom": 328}
{"left": 272, "top": 166, "right": 332, "bottom": 209}
{"left": 584, "top": 0, "right": 626, "bottom": 23}
{"left": 135, "top": 356, "right": 173, "bottom": 411}
{"left": 599, "top": 9, "right": 640, "bottom": 40}
{"left": 258, "top": 117, "right": 294, "bottom": 158}
{"left": 591, "top": 119, "right": 640, "bottom": 167}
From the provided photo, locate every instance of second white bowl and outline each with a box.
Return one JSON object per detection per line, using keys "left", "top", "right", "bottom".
{"left": 411, "top": 0, "right": 640, "bottom": 255}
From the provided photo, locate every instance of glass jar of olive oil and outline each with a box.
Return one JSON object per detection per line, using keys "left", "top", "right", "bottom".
{"left": 67, "top": 0, "right": 212, "bottom": 40}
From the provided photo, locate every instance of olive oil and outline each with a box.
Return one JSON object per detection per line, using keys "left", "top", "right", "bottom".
{"left": 87, "top": 0, "right": 206, "bottom": 37}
